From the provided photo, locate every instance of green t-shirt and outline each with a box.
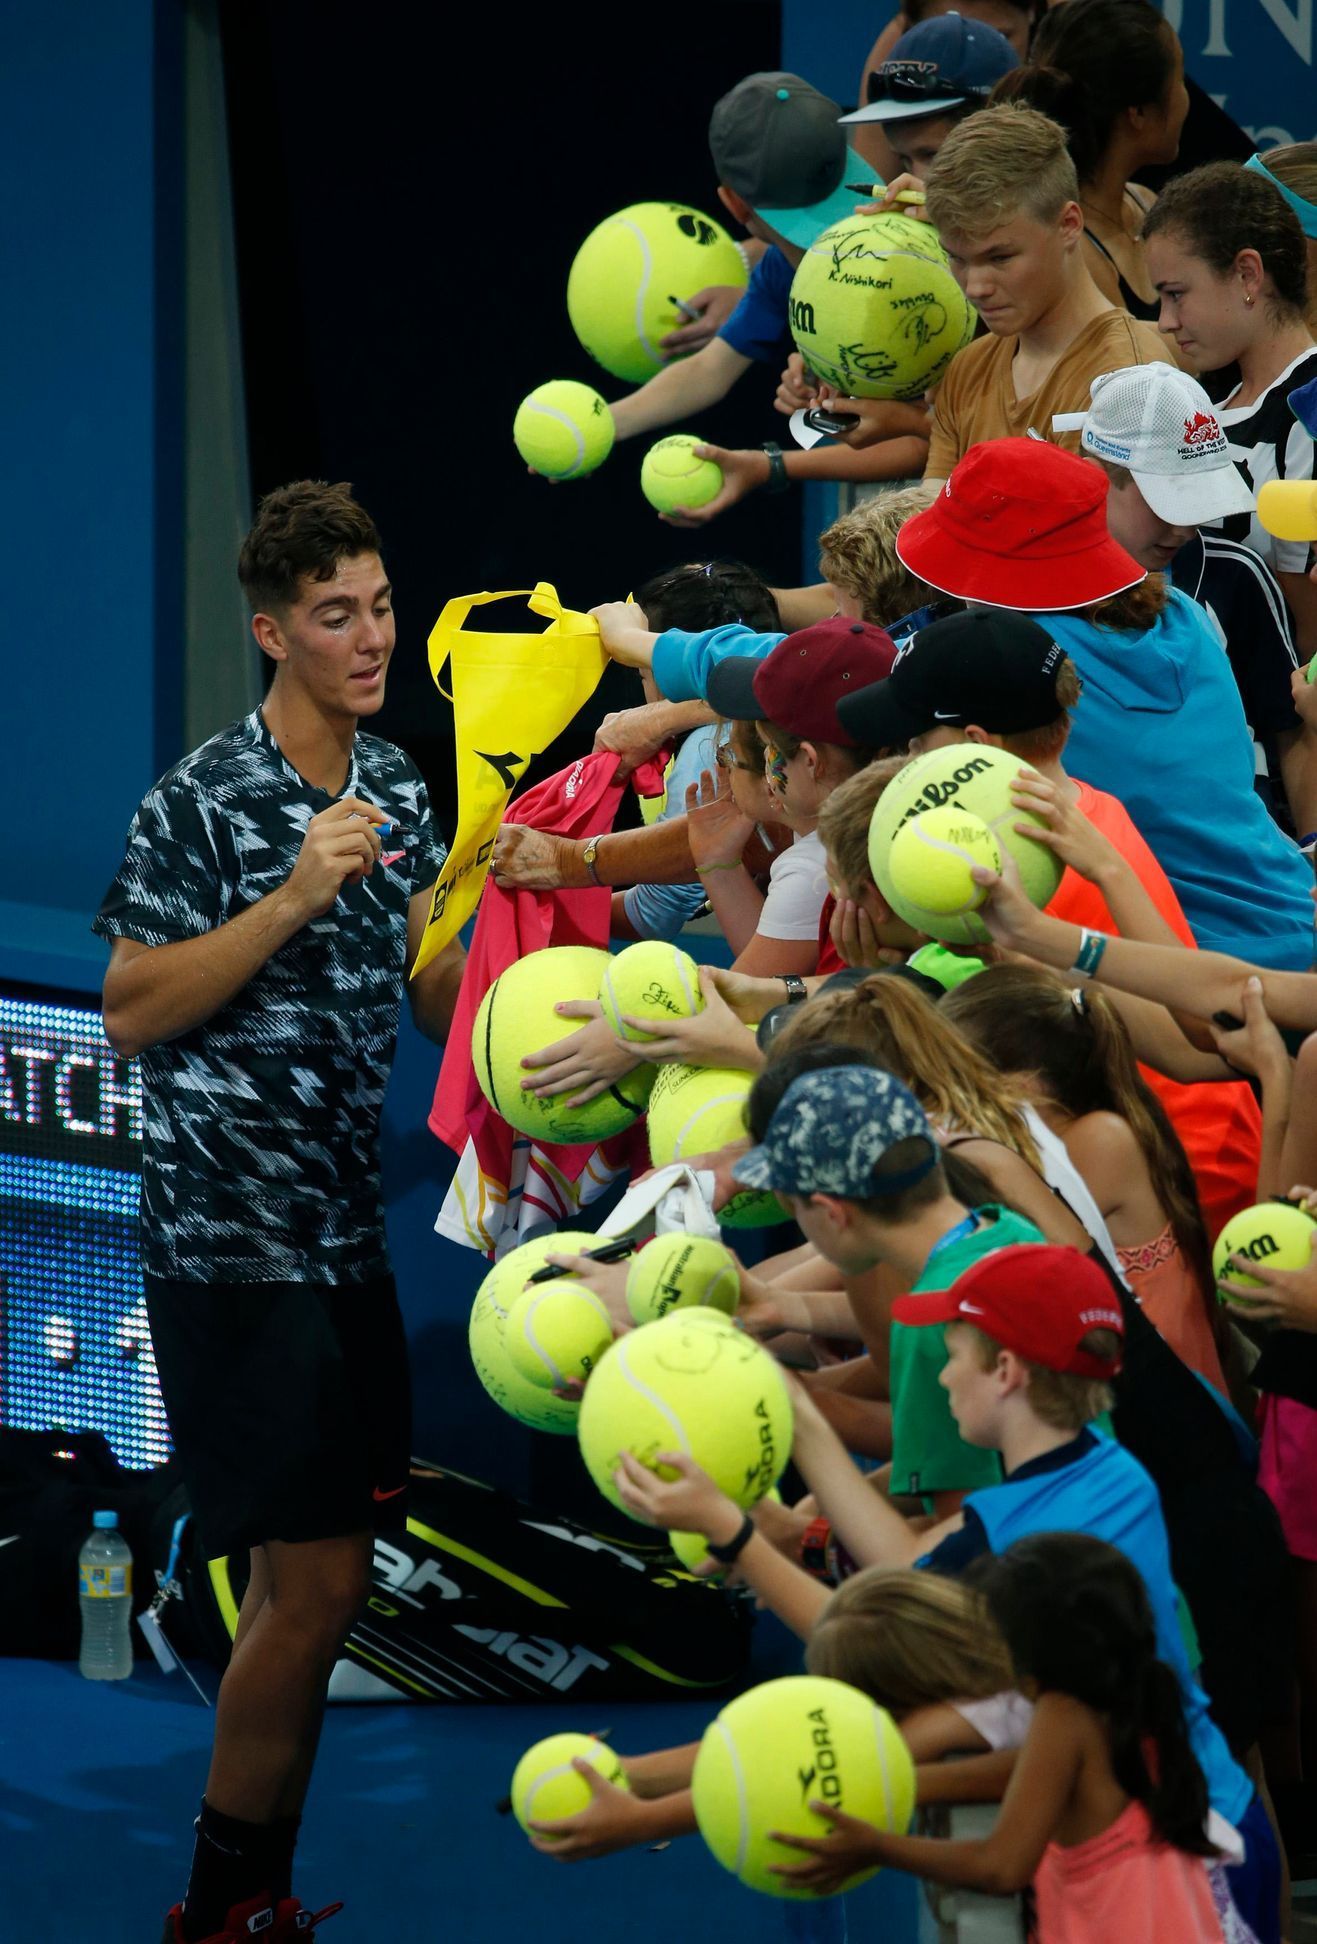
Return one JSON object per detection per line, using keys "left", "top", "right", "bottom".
{"left": 889, "top": 1206, "right": 1044, "bottom": 1499}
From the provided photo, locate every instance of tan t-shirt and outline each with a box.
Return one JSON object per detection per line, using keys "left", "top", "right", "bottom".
{"left": 926, "top": 310, "right": 1175, "bottom": 478}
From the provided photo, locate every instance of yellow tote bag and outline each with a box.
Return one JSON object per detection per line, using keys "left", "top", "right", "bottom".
{"left": 410, "top": 583, "right": 607, "bottom": 975}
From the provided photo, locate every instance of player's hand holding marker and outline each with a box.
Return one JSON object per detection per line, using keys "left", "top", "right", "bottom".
{"left": 282, "top": 795, "right": 390, "bottom": 918}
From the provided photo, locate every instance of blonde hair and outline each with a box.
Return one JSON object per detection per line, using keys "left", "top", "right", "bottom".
{"left": 953, "top": 1320, "right": 1117, "bottom": 1430}
{"left": 771, "top": 971, "right": 1044, "bottom": 1171}
{"left": 925, "top": 104, "right": 1079, "bottom": 240}
{"left": 1261, "top": 142, "right": 1317, "bottom": 207}
{"left": 818, "top": 485, "right": 938, "bottom": 627}
{"left": 815, "top": 752, "right": 912, "bottom": 891}
{"left": 807, "top": 1566, "right": 1013, "bottom": 1712}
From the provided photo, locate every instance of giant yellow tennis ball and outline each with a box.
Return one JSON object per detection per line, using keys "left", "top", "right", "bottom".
{"left": 472, "top": 946, "right": 653, "bottom": 1143}
{"left": 576, "top": 1308, "right": 792, "bottom": 1518}
{"left": 626, "top": 1232, "right": 740, "bottom": 1324}
{"left": 886, "top": 804, "right": 1003, "bottom": 936}
{"left": 599, "top": 940, "right": 704, "bottom": 1043}
{"left": 868, "top": 743, "right": 1063, "bottom": 945}
{"left": 506, "top": 1279, "right": 615, "bottom": 1390}
{"left": 692, "top": 1675, "right": 915, "bottom": 1897}
{"left": 513, "top": 380, "right": 615, "bottom": 481}
{"left": 510, "top": 1733, "right": 630, "bottom": 1836}
{"left": 646, "top": 1061, "right": 790, "bottom": 1229}
{"left": 641, "top": 435, "right": 723, "bottom": 514}
{"left": 468, "top": 1230, "right": 598, "bottom": 1434}
{"left": 1213, "top": 1199, "right": 1317, "bottom": 1297}
{"left": 567, "top": 203, "right": 748, "bottom": 383}
{"left": 788, "top": 212, "right": 976, "bottom": 402}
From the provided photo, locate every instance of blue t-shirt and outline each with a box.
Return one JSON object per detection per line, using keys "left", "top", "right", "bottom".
{"left": 1046, "top": 586, "right": 1314, "bottom": 969}
{"left": 623, "top": 724, "right": 719, "bottom": 941}
{"left": 651, "top": 622, "right": 785, "bottom": 706}
{"left": 718, "top": 246, "right": 795, "bottom": 365}
{"left": 940, "top": 1431, "right": 1252, "bottom": 1828}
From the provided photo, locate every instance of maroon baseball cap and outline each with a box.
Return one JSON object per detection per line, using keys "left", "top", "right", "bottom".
{"left": 704, "top": 618, "right": 898, "bottom": 746}
{"left": 891, "top": 1243, "right": 1124, "bottom": 1378}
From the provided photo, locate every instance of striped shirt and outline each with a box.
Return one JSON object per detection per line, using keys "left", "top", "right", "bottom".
{"left": 1210, "top": 347, "right": 1317, "bottom": 576}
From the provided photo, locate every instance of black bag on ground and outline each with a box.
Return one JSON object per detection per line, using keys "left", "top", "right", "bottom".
{"left": 0, "top": 1428, "right": 183, "bottom": 1658}
{"left": 185, "top": 1459, "right": 753, "bottom": 1702}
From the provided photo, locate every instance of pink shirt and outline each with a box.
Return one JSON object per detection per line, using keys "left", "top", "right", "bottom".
{"left": 1032, "top": 1800, "right": 1228, "bottom": 1942}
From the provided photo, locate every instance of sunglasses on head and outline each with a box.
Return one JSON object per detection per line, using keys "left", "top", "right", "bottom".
{"left": 867, "top": 60, "right": 970, "bottom": 104}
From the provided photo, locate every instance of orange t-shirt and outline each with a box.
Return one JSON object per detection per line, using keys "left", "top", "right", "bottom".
{"left": 926, "top": 310, "right": 1175, "bottom": 478}
{"left": 1047, "top": 782, "right": 1262, "bottom": 1243}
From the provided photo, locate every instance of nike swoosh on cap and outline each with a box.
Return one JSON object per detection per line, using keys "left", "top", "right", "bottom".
{"left": 372, "top": 1485, "right": 406, "bottom": 1501}
{"left": 932, "top": 710, "right": 964, "bottom": 720}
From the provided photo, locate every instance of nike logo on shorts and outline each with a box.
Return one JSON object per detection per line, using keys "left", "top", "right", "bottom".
{"left": 372, "top": 1484, "right": 406, "bottom": 1501}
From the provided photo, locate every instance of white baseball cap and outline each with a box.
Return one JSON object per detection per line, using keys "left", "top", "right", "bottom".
{"left": 1052, "top": 364, "right": 1254, "bottom": 527}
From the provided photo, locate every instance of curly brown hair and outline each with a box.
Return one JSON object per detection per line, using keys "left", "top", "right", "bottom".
{"left": 1142, "top": 161, "right": 1309, "bottom": 319}
{"left": 237, "top": 480, "right": 383, "bottom": 615}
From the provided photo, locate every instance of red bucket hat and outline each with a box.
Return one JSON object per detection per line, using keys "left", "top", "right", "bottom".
{"left": 896, "top": 437, "right": 1146, "bottom": 612}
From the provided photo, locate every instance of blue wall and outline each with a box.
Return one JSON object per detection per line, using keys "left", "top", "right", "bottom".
{"left": 782, "top": 0, "right": 1316, "bottom": 145}
{"left": 1, "top": 2, "right": 182, "bottom": 993}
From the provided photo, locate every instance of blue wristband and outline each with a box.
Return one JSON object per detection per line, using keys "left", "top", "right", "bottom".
{"left": 1071, "top": 929, "right": 1108, "bottom": 978}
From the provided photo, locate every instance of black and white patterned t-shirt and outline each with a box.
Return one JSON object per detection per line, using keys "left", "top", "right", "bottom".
{"left": 94, "top": 710, "right": 447, "bottom": 1285}
{"left": 1210, "top": 347, "right": 1317, "bottom": 577}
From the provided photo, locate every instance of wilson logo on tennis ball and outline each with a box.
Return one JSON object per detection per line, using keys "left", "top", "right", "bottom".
{"left": 893, "top": 755, "right": 996, "bottom": 828}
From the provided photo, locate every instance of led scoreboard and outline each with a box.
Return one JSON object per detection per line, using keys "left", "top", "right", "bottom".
{"left": 0, "top": 984, "right": 168, "bottom": 1468}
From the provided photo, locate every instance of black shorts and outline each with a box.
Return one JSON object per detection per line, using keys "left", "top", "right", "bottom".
{"left": 145, "top": 1272, "right": 412, "bottom": 1559}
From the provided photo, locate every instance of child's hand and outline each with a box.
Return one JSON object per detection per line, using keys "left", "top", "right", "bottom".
{"left": 1210, "top": 976, "right": 1291, "bottom": 1083}
{"left": 613, "top": 1449, "right": 742, "bottom": 1538}
{"left": 1009, "top": 770, "right": 1122, "bottom": 886}
{"left": 813, "top": 383, "right": 932, "bottom": 450}
{"left": 706, "top": 963, "right": 779, "bottom": 1024}
{"left": 658, "top": 446, "right": 769, "bottom": 529}
{"left": 521, "top": 1001, "right": 645, "bottom": 1106}
{"left": 1292, "top": 666, "right": 1317, "bottom": 729}
{"left": 830, "top": 894, "right": 914, "bottom": 968}
{"left": 767, "top": 1803, "right": 889, "bottom": 1894}
{"left": 775, "top": 351, "right": 818, "bottom": 417}
{"left": 658, "top": 284, "right": 745, "bottom": 356}
{"left": 619, "top": 965, "right": 762, "bottom": 1071}
{"left": 1218, "top": 1221, "right": 1317, "bottom": 1330}
{"left": 671, "top": 1135, "right": 752, "bottom": 1216}
{"left": 590, "top": 602, "right": 654, "bottom": 668}
{"left": 527, "top": 1759, "right": 654, "bottom": 1860}
{"left": 542, "top": 1251, "right": 632, "bottom": 1332}
{"left": 968, "top": 844, "right": 1040, "bottom": 948}
{"left": 685, "top": 766, "right": 755, "bottom": 873}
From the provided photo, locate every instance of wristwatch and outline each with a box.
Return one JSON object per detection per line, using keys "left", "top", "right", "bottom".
{"left": 781, "top": 975, "right": 807, "bottom": 1004}
{"left": 760, "top": 442, "right": 791, "bottom": 495}
{"left": 582, "top": 834, "right": 605, "bottom": 886}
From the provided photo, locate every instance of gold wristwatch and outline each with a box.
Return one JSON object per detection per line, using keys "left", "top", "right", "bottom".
{"left": 582, "top": 834, "right": 605, "bottom": 886}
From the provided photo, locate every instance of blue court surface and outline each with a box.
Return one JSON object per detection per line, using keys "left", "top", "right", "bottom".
{"left": 1, "top": 1655, "right": 922, "bottom": 1941}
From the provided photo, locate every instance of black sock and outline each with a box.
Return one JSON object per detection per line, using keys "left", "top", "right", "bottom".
{"left": 267, "top": 1814, "right": 302, "bottom": 1902}
{"left": 181, "top": 1799, "right": 276, "bottom": 1941}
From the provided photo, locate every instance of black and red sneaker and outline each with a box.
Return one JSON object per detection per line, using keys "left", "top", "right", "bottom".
{"left": 271, "top": 1899, "right": 344, "bottom": 1938}
{"left": 160, "top": 1892, "right": 276, "bottom": 1943}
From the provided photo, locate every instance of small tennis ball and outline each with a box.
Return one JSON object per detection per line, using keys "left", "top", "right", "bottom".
{"left": 576, "top": 1308, "right": 792, "bottom": 1519}
{"left": 887, "top": 805, "right": 1003, "bottom": 931}
{"left": 641, "top": 435, "right": 723, "bottom": 514}
{"left": 1212, "top": 1199, "right": 1317, "bottom": 1296}
{"left": 567, "top": 202, "right": 748, "bottom": 383}
{"left": 788, "top": 212, "right": 975, "bottom": 402}
{"left": 472, "top": 945, "right": 653, "bottom": 1144}
{"left": 510, "top": 1733, "right": 629, "bottom": 1836}
{"left": 670, "top": 1487, "right": 779, "bottom": 1571}
{"left": 646, "top": 1061, "right": 790, "bottom": 1229}
{"left": 868, "top": 742, "right": 1063, "bottom": 946}
{"left": 626, "top": 1232, "right": 740, "bottom": 1324}
{"left": 513, "top": 380, "right": 615, "bottom": 481}
{"left": 506, "top": 1279, "right": 615, "bottom": 1390}
{"left": 599, "top": 940, "right": 704, "bottom": 1042}
{"left": 468, "top": 1230, "right": 598, "bottom": 1434}
{"left": 692, "top": 1675, "right": 915, "bottom": 1897}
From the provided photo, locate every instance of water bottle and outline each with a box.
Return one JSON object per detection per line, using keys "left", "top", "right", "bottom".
{"left": 78, "top": 1510, "right": 134, "bottom": 1680}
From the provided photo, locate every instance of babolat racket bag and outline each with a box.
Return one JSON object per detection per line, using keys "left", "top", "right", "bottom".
{"left": 192, "top": 1460, "right": 752, "bottom": 1702}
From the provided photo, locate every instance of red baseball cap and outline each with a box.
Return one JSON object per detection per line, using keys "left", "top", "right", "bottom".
{"left": 891, "top": 1243, "right": 1124, "bottom": 1377}
{"left": 896, "top": 438, "right": 1145, "bottom": 612}
{"left": 704, "top": 617, "right": 898, "bottom": 746}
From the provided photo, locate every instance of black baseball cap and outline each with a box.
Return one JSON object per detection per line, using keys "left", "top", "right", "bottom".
{"left": 835, "top": 611, "right": 1072, "bottom": 748}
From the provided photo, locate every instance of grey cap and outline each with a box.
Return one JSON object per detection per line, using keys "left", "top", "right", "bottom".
{"left": 732, "top": 1065, "right": 938, "bottom": 1198}
{"left": 709, "top": 72, "right": 863, "bottom": 249}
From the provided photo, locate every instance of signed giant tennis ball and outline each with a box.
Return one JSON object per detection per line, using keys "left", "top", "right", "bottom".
{"left": 576, "top": 1308, "right": 792, "bottom": 1518}
{"left": 868, "top": 743, "right": 1063, "bottom": 945}
{"left": 886, "top": 805, "right": 1003, "bottom": 932}
{"left": 567, "top": 203, "right": 748, "bottom": 383}
{"left": 1212, "top": 1199, "right": 1317, "bottom": 1296}
{"left": 626, "top": 1232, "right": 740, "bottom": 1324}
{"left": 692, "top": 1675, "right": 915, "bottom": 1897}
{"left": 641, "top": 435, "right": 723, "bottom": 514}
{"left": 472, "top": 946, "right": 652, "bottom": 1143}
{"left": 467, "top": 1230, "right": 598, "bottom": 1434}
{"left": 788, "top": 212, "right": 975, "bottom": 401}
{"left": 646, "top": 1061, "right": 790, "bottom": 1229}
{"left": 513, "top": 380, "right": 615, "bottom": 480}
{"left": 599, "top": 940, "right": 704, "bottom": 1043}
